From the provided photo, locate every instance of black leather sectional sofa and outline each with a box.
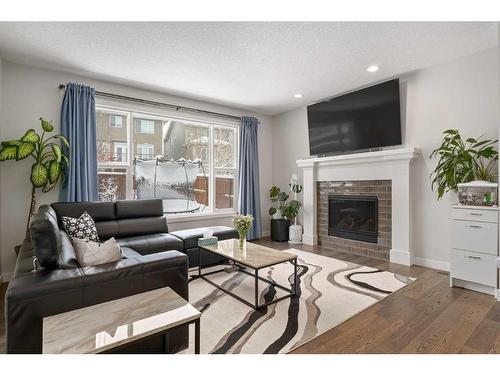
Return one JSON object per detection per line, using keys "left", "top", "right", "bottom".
{"left": 5, "top": 199, "right": 238, "bottom": 354}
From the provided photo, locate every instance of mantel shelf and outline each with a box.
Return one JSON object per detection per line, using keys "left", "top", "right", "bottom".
{"left": 296, "top": 147, "right": 421, "bottom": 168}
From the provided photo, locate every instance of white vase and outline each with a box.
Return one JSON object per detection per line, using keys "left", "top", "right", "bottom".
{"left": 272, "top": 209, "right": 283, "bottom": 220}
{"left": 288, "top": 224, "right": 302, "bottom": 243}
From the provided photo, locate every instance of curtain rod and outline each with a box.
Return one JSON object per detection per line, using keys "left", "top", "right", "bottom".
{"left": 58, "top": 84, "right": 244, "bottom": 123}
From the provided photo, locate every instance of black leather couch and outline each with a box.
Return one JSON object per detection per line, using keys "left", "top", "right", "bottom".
{"left": 5, "top": 199, "right": 238, "bottom": 354}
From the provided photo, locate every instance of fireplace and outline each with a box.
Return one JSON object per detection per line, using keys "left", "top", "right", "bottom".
{"left": 328, "top": 195, "right": 378, "bottom": 244}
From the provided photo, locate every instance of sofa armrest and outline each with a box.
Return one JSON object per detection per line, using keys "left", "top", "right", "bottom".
{"left": 5, "top": 250, "right": 188, "bottom": 353}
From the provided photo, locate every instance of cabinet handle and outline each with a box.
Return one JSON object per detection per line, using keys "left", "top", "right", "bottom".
{"left": 467, "top": 212, "right": 483, "bottom": 216}
{"left": 466, "top": 255, "right": 481, "bottom": 260}
{"left": 467, "top": 225, "right": 483, "bottom": 229}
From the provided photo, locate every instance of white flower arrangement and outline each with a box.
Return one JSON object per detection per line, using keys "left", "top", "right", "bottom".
{"left": 233, "top": 214, "right": 254, "bottom": 247}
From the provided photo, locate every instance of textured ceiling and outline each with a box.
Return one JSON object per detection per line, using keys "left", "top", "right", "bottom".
{"left": 0, "top": 22, "right": 496, "bottom": 115}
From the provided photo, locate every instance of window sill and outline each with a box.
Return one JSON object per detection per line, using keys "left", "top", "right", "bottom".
{"left": 165, "top": 211, "right": 237, "bottom": 223}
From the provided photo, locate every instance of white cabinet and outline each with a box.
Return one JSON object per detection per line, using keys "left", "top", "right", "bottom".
{"left": 450, "top": 206, "right": 499, "bottom": 296}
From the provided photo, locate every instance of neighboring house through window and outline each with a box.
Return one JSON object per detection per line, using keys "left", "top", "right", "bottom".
{"left": 113, "top": 142, "right": 128, "bottom": 162}
{"left": 96, "top": 106, "right": 239, "bottom": 214}
{"left": 135, "top": 119, "right": 155, "bottom": 134}
{"left": 136, "top": 143, "right": 154, "bottom": 160}
{"left": 109, "top": 115, "right": 123, "bottom": 128}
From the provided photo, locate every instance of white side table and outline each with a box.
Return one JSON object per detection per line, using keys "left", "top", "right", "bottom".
{"left": 450, "top": 205, "right": 499, "bottom": 297}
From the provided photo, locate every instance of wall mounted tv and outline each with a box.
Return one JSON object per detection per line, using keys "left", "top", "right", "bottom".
{"left": 307, "top": 78, "right": 402, "bottom": 156}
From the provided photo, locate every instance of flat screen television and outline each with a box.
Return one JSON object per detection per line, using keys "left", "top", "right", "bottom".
{"left": 307, "top": 79, "right": 402, "bottom": 155}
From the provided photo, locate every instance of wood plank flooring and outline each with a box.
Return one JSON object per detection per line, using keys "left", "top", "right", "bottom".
{"left": 251, "top": 238, "right": 499, "bottom": 354}
{"left": 0, "top": 238, "right": 498, "bottom": 354}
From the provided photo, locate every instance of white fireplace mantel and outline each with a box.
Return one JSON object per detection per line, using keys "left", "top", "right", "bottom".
{"left": 297, "top": 147, "right": 420, "bottom": 266}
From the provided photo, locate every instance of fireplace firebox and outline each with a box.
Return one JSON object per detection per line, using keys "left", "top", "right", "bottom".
{"left": 328, "top": 195, "right": 378, "bottom": 244}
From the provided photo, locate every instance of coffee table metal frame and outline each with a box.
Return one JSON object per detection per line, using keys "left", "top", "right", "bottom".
{"left": 197, "top": 247, "right": 298, "bottom": 310}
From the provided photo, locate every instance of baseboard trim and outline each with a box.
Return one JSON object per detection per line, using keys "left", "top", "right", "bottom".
{"left": 451, "top": 278, "right": 496, "bottom": 296}
{"left": 261, "top": 230, "right": 271, "bottom": 238}
{"left": 389, "top": 249, "right": 411, "bottom": 266}
{"left": 413, "top": 257, "right": 450, "bottom": 272}
{"left": 302, "top": 233, "right": 318, "bottom": 246}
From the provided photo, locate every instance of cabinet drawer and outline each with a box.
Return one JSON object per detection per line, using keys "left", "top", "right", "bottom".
{"left": 451, "top": 249, "right": 497, "bottom": 287}
{"left": 451, "top": 220, "right": 497, "bottom": 255}
{"left": 451, "top": 208, "right": 498, "bottom": 223}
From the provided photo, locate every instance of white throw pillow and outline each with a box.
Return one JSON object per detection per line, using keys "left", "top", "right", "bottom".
{"left": 72, "top": 237, "right": 122, "bottom": 267}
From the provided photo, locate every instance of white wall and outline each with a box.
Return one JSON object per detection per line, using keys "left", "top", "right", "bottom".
{"left": 0, "top": 57, "right": 3, "bottom": 280}
{"left": 271, "top": 48, "right": 499, "bottom": 270}
{"left": 0, "top": 61, "right": 273, "bottom": 280}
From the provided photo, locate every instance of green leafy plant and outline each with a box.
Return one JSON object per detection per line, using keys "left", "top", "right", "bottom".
{"left": 430, "top": 129, "right": 498, "bottom": 200}
{"left": 0, "top": 118, "right": 69, "bottom": 229}
{"left": 268, "top": 185, "right": 302, "bottom": 220}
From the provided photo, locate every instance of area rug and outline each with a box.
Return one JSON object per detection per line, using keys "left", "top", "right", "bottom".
{"left": 183, "top": 249, "right": 414, "bottom": 354}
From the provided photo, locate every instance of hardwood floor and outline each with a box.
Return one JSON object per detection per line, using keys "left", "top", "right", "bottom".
{"left": 0, "top": 239, "right": 498, "bottom": 354}
{"left": 252, "top": 238, "right": 500, "bottom": 354}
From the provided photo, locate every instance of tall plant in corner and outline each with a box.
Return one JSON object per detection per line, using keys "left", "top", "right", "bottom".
{"left": 430, "top": 129, "right": 498, "bottom": 200}
{"left": 0, "top": 118, "right": 69, "bottom": 230}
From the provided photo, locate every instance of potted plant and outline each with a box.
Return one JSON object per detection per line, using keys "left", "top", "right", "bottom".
{"left": 269, "top": 186, "right": 285, "bottom": 219}
{"left": 268, "top": 184, "right": 302, "bottom": 241}
{"left": 430, "top": 129, "right": 498, "bottom": 200}
{"left": 0, "top": 118, "right": 69, "bottom": 231}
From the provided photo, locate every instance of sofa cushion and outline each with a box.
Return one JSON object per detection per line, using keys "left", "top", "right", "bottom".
{"left": 120, "top": 247, "right": 142, "bottom": 259}
{"left": 117, "top": 217, "right": 168, "bottom": 238}
{"left": 117, "top": 233, "right": 183, "bottom": 255}
{"left": 30, "top": 205, "right": 61, "bottom": 269}
{"left": 58, "top": 230, "right": 80, "bottom": 269}
{"left": 170, "top": 226, "right": 238, "bottom": 250}
{"left": 51, "top": 201, "right": 116, "bottom": 227}
{"left": 116, "top": 199, "right": 164, "bottom": 219}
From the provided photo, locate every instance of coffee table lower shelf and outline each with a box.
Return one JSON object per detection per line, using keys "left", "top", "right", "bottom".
{"left": 196, "top": 248, "right": 298, "bottom": 310}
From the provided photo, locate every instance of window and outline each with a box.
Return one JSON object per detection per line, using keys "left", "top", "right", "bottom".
{"left": 134, "top": 119, "right": 155, "bottom": 134}
{"left": 113, "top": 142, "right": 128, "bottom": 162}
{"left": 136, "top": 143, "right": 154, "bottom": 160}
{"left": 96, "top": 106, "right": 239, "bottom": 215}
{"left": 109, "top": 115, "right": 123, "bottom": 128}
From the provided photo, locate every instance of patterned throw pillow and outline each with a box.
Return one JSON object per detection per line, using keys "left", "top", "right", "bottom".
{"left": 61, "top": 211, "right": 100, "bottom": 242}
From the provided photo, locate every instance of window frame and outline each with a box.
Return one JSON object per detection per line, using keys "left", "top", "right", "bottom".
{"left": 96, "top": 104, "right": 240, "bottom": 217}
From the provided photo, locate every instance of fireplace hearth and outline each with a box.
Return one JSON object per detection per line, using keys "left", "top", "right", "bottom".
{"left": 328, "top": 195, "right": 378, "bottom": 244}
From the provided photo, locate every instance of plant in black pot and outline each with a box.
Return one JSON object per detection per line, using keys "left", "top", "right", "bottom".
{"left": 268, "top": 185, "right": 302, "bottom": 241}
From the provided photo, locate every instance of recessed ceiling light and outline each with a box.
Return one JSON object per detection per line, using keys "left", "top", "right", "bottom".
{"left": 294, "top": 93, "right": 303, "bottom": 98}
{"left": 367, "top": 65, "right": 380, "bottom": 73}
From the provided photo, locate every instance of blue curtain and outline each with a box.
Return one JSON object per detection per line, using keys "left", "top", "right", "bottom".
{"left": 59, "top": 83, "right": 98, "bottom": 202}
{"left": 238, "top": 116, "right": 261, "bottom": 240}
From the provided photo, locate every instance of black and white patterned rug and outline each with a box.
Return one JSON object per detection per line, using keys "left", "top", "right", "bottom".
{"left": 184, "top": 249, "right": 414, "bottom": 354}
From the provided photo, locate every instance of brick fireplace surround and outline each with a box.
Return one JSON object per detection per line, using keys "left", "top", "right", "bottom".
{"left": 297, "top": 148, "right": 419, "bottom": 266}
{"left": 318, "top": 180, "right": 392, "bottom": 260}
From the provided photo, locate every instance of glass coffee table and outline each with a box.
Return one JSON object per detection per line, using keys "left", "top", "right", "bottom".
{"left": 197, "top": 239, "right": 298, "bottom": 310}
